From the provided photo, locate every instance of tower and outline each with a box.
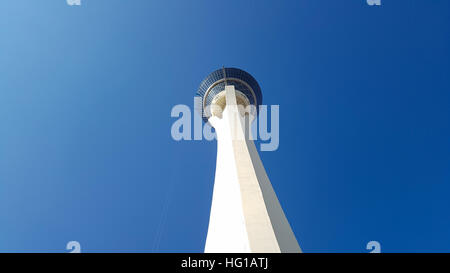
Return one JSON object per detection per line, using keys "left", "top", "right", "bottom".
{"left": 196, "top": 68, "right": 301, "bottom": 253}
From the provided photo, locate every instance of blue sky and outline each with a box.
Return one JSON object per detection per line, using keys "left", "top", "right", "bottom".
{"left": 0, "top": 0, "right": 449, "bottom": 252}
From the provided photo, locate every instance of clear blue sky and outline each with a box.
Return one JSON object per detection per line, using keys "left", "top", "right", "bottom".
{"left": 0, "top": 0, "right": 449, "bottom": 253}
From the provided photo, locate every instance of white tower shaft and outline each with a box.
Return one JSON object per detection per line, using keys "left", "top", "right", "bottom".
{"left": 204, "top": 85, "right": 301, "bottom": 253}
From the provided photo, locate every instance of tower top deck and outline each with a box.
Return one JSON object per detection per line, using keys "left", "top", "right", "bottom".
{"left": 196, "top": 67, "right": 262, "bottom": 122}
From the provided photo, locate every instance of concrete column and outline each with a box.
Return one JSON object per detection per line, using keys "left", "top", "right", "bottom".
{"left": 204, "top": 86, "right": 301, "bottom": 253}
